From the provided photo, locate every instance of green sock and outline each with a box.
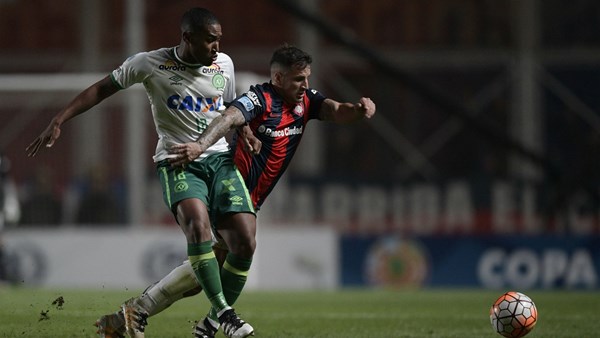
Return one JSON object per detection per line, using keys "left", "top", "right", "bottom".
{"left": 188, "top": 242, "right": 229, "bottom": 313}
{"left": 221, "top": 253, "right": 252, "bottom": 305}
{"left": 208, "top": 253, "right": 252, "bottom": 323}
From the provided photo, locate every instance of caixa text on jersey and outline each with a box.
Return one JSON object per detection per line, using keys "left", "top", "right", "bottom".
{"left": 166, "top": 95, "right": 223, "bottom": 112}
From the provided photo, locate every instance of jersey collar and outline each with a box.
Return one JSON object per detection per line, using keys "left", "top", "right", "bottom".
{"left": 173, "top": 46, "right": 204, "bottom": 69}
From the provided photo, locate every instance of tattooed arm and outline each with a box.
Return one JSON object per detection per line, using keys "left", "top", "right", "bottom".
{"left": 168, "top": 106, "right": 247, "bottom": 167}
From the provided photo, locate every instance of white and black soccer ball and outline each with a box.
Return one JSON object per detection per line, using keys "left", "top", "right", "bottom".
{"left": 490, "top": 291, "right": 538, "bottom": 338}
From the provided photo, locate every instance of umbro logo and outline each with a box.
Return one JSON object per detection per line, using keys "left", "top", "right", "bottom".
{"left": 169, "top": 75, "right": 183, "bottom": 85}
{"left": 230, "top": 196, "right": 243, "bottom": 205}
{"left": 175, "top": 181, "right": 189, "bottom": 193}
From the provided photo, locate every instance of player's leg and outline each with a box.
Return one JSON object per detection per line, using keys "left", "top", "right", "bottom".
{"left": 195, "top": 214, "right": 256, "bottom": 338}
{"left": 134, "top": 244, "right": 229, "bottom": 316}
{"left": 160, "top": 162, "right": 232, "bottom": 316}
{"left": 120, "top": 196, "right": 225, "bottom": 338}
{"left": 96, "top": 247, "right": 230, "bottom": 338}
{"left": 175, "top": 197, "right": 233, "bottom": 312}
{"left": 209, "top": 153, "right": 257, "bottom": 309}
{"left": 120, "top": 163, "right": 226, "bottom": 337}
{"left": 217, "top": 213, "right": 256, "bottom": 306}
{"left": 195, "top": 154, "right": 257, "bottom": 338}
{"left": 188, "top": 236, "right": 226, "bottom": 337}
{"left": 135, "top": 261, "right": 202, "bottom": 315}
{"left": 96, "top": 261, "right": 200, "bottom": 338}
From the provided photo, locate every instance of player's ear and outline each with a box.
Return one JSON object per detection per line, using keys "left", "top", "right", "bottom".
{"left": 273, "top": 71, "right": 283, "bottom": 86}
{"left": 182, "top": 31, "right": 192, "bottom": 44}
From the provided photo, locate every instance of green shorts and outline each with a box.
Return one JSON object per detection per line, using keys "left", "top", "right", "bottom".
{"left": 156, "top": 152, "right": 255, "bottom": 229}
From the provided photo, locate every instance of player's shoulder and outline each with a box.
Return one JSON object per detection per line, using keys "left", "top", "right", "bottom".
{"left": 250, "top": 82, "right": 272, "bottom": 95}
{"left": 306, "top": 87, "right": 326, "bottom": 100}
{"left": 125, "top": 47, "right": 171, "bottom": 63}
{"left": 233, "top": 83, "right": 270, "bottom": 113}
{"left": 216, "top": 52, "right": 234, "bottom": 68}
{"left": 145, "top": 47, "right": 175, "bottom": 62}
{"left": 245, "top": 82, "right": 273, "bottom": 103}
{"left": 217, "top": 51, "right": 233, "bottom": 62}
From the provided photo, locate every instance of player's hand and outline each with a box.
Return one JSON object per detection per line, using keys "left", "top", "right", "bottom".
{"left": 239, "top": 125, "right": 261, "bottom": 155}
{"left": 26, "top": 122, "right": 62, "bottom": 157}
{"left": 168, "top": 142, "right": 203, "bottom": 167}
{"left": 356, "top": 97, "right": 376, "bottom": 119}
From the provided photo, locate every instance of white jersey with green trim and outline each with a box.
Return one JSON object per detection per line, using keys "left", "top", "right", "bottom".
{"left": 110, "top": 46, "right": 236, "bottom": 162}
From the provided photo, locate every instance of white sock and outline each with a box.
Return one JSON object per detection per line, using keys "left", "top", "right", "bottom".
{"left": 206, "top": 316, "right": 220, "bottom": 329}
{"left": 134, "top": 260, "right": 200, "bottom": 316}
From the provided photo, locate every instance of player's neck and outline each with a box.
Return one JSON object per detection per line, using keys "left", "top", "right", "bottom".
{"left": 174, "top": 46, "right": 189, "bottom": 63}
{"left": 174, "top": 45, "right": 197, "bottom": 65}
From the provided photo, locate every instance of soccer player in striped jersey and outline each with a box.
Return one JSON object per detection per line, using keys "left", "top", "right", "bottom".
{"left": 171, "top": 44, "right": 375, "bottom": 209}
{"left": 95, "top": 44, "right": 375, "bottom": 338}
{"left": 26, "top": 7, "right": 256, "bottom": 338}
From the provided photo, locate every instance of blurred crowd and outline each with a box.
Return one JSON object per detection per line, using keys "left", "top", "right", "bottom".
{"left": 0, "top": 156, "right": 135, "bottom": 228}
{"left": 1, "top": 1, "right": 599, "bottom": 230}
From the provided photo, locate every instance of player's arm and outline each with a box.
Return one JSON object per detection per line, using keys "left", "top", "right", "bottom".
{"left": 198, "top": 105, "right": 247, "bottom": 150}
{"left": 168, "top": 106, "right": 247, "bottom": 167}
{"left": 237, "top": 125, "right": 261, "bottom": 155}
{"left": 319, "top": 97, "right": 376, "bottom": 124}
{"left": 26, "top": 76, "right": 120, "bottom": 157}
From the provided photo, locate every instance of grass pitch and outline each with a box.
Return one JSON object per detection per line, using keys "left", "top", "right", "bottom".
{"left": 0, "top": 287, "right": 598, "bottom": 337}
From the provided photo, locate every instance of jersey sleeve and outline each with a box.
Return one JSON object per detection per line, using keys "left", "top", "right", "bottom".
{"left": 230, "top": 86, "right": 265, "bottom": 123}
{"left": 110, "top": 52, "right": 153, "bottom": 89}
{"left": 219, "top": 53, "right": 236, "bottom": 104}
{"left": 306, "top": 88, "right": 327, "bottom": 120}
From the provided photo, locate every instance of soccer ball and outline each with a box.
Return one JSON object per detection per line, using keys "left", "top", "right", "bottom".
{"left": 490, "top": 291, "right": 538, "bottom": 337}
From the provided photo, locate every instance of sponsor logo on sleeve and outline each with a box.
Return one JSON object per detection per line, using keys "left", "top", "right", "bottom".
{"left": 246, "top": 91, "right": 261, "bottom": 107}
{"left": 237, "top": 96, "right": 255, "bottom": 111}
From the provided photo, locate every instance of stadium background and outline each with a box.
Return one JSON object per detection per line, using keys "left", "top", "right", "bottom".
{"left": 0, "top": 0, "right": 598, "bottom": 290}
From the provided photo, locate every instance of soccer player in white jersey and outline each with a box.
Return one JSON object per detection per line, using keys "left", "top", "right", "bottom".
{"left": 92, "top": 45, "right": 376, "bottom": 338}
{"left": 26, "top": 8, "right": 256, "bottom": 338}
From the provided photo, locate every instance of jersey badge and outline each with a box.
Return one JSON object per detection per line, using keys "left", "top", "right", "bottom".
{"left": 212, "top": 73, "right": 225, "bottom": 90}
{"left": 293, "top": 104, "right": 304, "bottom": 117}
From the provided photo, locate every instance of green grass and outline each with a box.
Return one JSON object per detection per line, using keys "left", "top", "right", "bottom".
{"left": 0, "top": 287, "right": 598, "bottom": 337}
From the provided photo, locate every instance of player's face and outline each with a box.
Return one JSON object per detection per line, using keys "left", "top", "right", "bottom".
{"left": 279, "top": 65, "right": 311, "bottom": 104}
{"left": 184, "top": 23, "right": 222, "bottom": 66}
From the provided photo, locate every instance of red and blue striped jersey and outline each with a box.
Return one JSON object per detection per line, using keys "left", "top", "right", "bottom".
{"left": 230, "top": 82, "right": 326, "bottom": 209}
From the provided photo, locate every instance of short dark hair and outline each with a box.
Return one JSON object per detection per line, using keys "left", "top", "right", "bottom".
{"left": 270, "top": 44, "right": 312, "bottom": 70}
{"left": 181, "top": 8, "right": 219, "bottom": 32}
